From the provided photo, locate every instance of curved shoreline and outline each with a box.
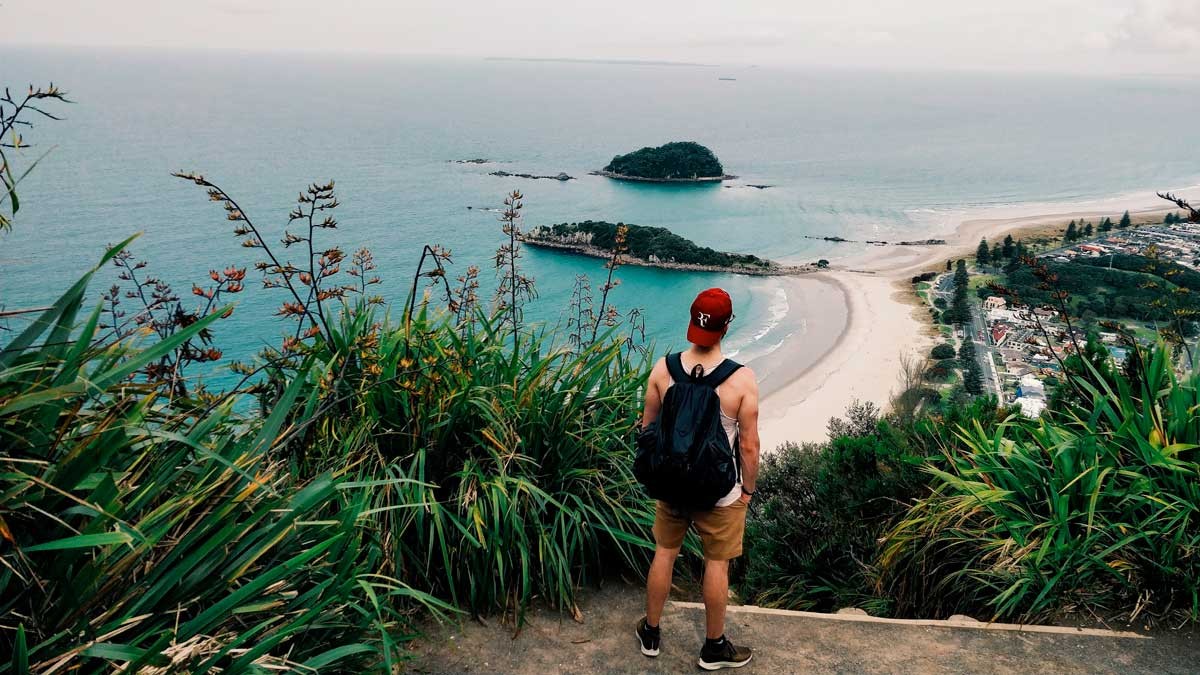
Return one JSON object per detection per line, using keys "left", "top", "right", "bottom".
{"left": 755, "top": 183, "right": 1200, "bottom": 450}
{"left": 755, "top": 270, "right": 931, "bottom": 449}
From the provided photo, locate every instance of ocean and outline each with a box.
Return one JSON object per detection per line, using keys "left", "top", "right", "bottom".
{"left": 4, "top": 46, "right": 1200, "bottom": 390}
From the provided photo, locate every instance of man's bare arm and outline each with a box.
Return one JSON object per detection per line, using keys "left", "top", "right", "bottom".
{"left": 640, "top": 358, "right": 668, "bottom": 429}
{"left": 736, "top": 369, "right": 760, "bottom": 496}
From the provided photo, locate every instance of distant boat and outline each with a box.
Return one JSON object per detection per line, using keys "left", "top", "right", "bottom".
{"left": 718, "top": 77, "right": 737, "bottom": 81}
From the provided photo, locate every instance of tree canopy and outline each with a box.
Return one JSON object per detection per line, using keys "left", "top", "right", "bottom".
{"left": 603, "top": 141, "right": 724, "bottom": 179}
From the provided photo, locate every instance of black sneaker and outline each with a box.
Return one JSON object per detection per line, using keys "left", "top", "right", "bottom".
{"left": 636, "top": 617, "right": 661, "bottom": 657}
{"left": 698, "top": 636, "right": 752, "bottom": 671}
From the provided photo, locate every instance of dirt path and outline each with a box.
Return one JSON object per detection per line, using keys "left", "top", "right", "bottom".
{"left": 406, "top": 586, "right": 1199, "bottom": 674}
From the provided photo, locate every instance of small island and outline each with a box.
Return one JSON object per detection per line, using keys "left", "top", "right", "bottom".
{"left": 521, "top": 221, "right": 813, "bottom": 276}
{"left": 590, "top": 141, "right": 736, "bottom": 182}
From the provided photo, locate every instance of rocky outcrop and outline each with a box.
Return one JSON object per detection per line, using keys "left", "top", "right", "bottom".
{"left": 490, "top": 170, "right": 575, "bottom": 181}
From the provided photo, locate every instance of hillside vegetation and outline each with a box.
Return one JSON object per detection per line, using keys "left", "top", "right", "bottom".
{"left": 1000, "top": 256, "right": 1192, "bottom": 323}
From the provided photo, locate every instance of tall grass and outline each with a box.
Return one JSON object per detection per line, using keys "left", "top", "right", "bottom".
{"left": 879, "top": 346, "right": 1200, "bottom": 623}
{"left": 1, "top": 243, "right": 456, "bottom": 672}
{"left": 297, "top": 304, "right": 657, "bottom": 620}
{"left": 3, "top": 230, "right": 656, "bottom": 669}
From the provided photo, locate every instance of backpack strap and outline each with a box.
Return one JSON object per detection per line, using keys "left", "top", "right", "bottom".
{"left": 702, "top": 359, "right": 743, "bottom": 388}
{"left": 666, "top": 353, "right": 743, "bottom": 387}
{"left": 665, "top": 352, "right": 688, "bottom": 383}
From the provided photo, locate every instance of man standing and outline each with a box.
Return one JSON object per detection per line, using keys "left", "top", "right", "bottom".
{"left": 635, "top": 288, "right": 759, "bottom": 671}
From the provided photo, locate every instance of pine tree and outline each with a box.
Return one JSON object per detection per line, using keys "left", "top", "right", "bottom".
{"left": 1065, "top": 221, "right": 1078, "bottom": 242}
{"left": 1119, "top": 210, "right": 1132, "bottom": 228}
{"left": 964, "top": 361, "right": 984, "bottom": 395}
{"left": 958, "top": 337, "right": 975, "bottom": 361}
{"left": 946, "top": 259, "right": 952, "bottom": 272}
{"left": 958, "top": 338, "right": 984, "bottom": 395}
{"left": 976, "top": 238, "right": 990, "bottom": 266}
{"left": 1002, "top": 234, "right": 1015, "bottom": 258}
{"left": 1084, "top": 222, "right": 1093, "bottom": 237}
{"left": 1099, "top": 217, "right": 1112, "bottom": 233}
{"left": 992, "top": 243, "right": 1002, "bottom": 263}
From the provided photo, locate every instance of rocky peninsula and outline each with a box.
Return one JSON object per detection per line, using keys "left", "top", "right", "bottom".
{"left": 521, "top": 221, "right": 814, "bottom": 276}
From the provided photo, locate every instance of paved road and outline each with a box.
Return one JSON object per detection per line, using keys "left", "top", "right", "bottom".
{"left": 932, "top": 272, "right": 1003, "bottom": 399}
{"left": 968, "top": 292, "right": 1004, "bottom": 399}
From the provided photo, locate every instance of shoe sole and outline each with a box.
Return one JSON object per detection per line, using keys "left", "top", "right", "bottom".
{"left": 697, "top": 654, "right": 753, "bottom": 670}
{"left": 635, "top": 628, "right": 660, "bottom": 657}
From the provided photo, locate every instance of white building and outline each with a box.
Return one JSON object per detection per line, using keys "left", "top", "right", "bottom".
{"left": 1015, "top": 396, "right": 1046, "bottom": 419}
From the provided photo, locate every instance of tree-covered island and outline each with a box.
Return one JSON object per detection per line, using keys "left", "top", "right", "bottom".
{"left": 522, "top": 220, "right": 813, "bottom": 275}
{"left": 591, "top": 141, "right": 735, "bottom": 182}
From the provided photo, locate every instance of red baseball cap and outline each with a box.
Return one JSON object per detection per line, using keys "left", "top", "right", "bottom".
{"left": 686, "top": 288, "right": 734, "bottom": 347}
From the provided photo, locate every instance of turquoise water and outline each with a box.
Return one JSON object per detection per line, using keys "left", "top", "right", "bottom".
{"left": 4, "top": 46, "right": 1200, "bottom": 389}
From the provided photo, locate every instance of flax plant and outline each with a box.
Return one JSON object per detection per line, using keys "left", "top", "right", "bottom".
{"left": 879, "top": 343, "right": 1200, "bottom": 624}
{"left": 1, "top": 242, "right": 448, "bottom": 673}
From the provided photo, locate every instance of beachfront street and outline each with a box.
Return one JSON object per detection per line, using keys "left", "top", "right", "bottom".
{"left": 933, "top": 273, "right": 1002, "bottom": 400}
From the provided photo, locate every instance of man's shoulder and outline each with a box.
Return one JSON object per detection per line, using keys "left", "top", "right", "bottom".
{"left": 727, "top": 362, "right": 758, "bottom": 389}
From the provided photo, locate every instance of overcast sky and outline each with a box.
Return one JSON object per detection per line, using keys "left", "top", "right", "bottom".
{"left": 6, "top": 0, "right": 1200, "bottom": 74}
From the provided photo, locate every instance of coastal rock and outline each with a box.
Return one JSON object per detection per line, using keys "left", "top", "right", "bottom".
{"left": 490, "top": 170, "right": 575, "bottom": 181}
{"left": 449, "top": 158, "right": 491, "bottom": 164}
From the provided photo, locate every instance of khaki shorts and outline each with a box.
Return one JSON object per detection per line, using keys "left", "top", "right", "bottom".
{"left": 652, "top": 499, "right": 747, "bottom": 561}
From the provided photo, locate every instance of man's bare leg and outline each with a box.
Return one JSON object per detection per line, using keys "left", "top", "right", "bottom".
{"left": 646, "top": 547, "right": 680, "bottom": 626}
{"left": 702, "top": 558, "right": 729, "bottom": 639}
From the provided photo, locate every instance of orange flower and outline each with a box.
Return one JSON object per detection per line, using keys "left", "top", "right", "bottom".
{"left": 277, "top": 302, "right": 306, "bottom": 317}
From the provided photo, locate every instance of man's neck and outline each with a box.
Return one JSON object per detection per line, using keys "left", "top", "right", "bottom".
{"left": 686, "top": 344, "right": 723, "bottom": 362}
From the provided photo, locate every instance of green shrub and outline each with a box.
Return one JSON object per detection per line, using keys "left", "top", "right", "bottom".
{"left": 930, "top": 343, "right": 957, "bottom": 360}
{"left": 880, "top": 345, "right": 1200, "bottom": 624}
{"left": 741, "top": 410, "right": 924, "bottom": 614}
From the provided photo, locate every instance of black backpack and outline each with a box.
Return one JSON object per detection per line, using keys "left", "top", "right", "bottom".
{"left": 634, "top": 352, "right": 742, "bottom": 510}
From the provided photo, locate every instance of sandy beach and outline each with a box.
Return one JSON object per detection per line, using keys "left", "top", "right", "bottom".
{"left": 755, "top": 184, "right": 1200, "bottom": 449}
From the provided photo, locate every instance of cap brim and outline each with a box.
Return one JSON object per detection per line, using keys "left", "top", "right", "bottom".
{"left": 687, "top": 322, "right": 722, "bottom": 347}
